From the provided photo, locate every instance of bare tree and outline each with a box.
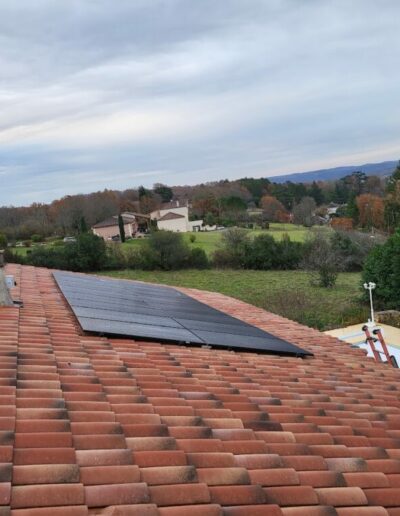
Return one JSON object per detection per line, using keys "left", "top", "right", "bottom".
{"left": 293, "top": 197, "right": 316, "bottom": 226}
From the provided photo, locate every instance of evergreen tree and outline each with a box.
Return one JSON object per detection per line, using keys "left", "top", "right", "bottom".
{"left": 118, "top": 214, "right": 126, "bottom": 243}
{"left": 153, "top": 184, "right": 173, "bottom": 202}
{"left": 384, "top": 200, "right": 400, "bottom": 233}
{"left": 78, "top": 216, "right": 88, "bottom": 234}
{"left": 387, "top": 161, "right": 400, "bottom": 193}
{"left": 309, "top": 181, "right": 324, "bottom": 205}
{"left": 346, "top": 194, "right": 359, "bottom": 224}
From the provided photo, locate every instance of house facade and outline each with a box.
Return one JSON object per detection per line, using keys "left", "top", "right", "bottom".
{"left": 151, "top": 201, "right": 203, "bottom": 232}
{"left": 92, "top": 212, "right": 149, "bottom": 240}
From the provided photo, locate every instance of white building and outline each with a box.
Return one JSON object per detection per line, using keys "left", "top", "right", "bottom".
{"left": 151, "top": 201, "right": 203, "bottom": 232}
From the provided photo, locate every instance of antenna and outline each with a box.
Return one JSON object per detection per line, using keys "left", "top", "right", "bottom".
{"left": 363, "top": 282, "right": 376, "bottom": 327}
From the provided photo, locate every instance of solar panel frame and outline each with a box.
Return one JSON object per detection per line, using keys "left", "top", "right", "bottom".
{"left": 53, "top": 271, "right": 312, "bottom": 357}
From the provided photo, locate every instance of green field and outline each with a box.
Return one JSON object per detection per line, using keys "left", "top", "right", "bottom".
{"left": 102, "top": 269, "right": 367, "bottom": 331}
{"left": 9, "top": 224, "right": 326, "bottom": 257}
{"left": 122, "top": 224, "right": 325, "bottom": 256}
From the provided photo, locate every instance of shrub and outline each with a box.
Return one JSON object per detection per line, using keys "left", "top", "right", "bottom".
{"left": 244, "top": 234, "right": 278, "bottom": 269}
{"left": 105, "top": 243, "right": 127, "bottom": 270}
{"left": 330, "top": 230, "right": 384, "bottom": 271}
{"left": 124, "top": 247, "right": 143, "bottom": 269}
{"left": 52, "top": 239, "right": 65, "bottom": 247}
{"left": 3, "top": 248, "right": 25, "bottom": 264}
{"left": 362, "top": 228, "right": 400, "bottom": 309}
{"left": 28, "top": 233, "right": 107, "bottom": 272}
{"left": 0, "top": 233, "right": 8, "bottom": 249}
{"left": 213, "top": 229, "right": 304, "bottom": 270}
{"left": 212, "top": 228, "right": 250, "bottom": 268}
{"left": 188, "top": 247, "right": 209, "bottom": 269}
{"left": 31, "top": 234, "right": 43, "bottom": 243}
{"left": 189, "top": 234, "right": 196, "bottom": 243}
{"left": 141, "top": 231, "right": 190, "bottom": 270}
{"left": 301, "top": 232, "right": 342, "bottom": 287}
{"left": 277, "top": 234, "right": 304, "bottom": 269}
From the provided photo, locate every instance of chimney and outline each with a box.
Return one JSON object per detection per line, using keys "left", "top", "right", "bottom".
{"left": 0, "top": 251, "right": 14, "bottom": 307}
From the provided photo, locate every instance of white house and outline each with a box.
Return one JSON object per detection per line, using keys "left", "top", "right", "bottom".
{"left": 151, "top": 201, "right": 203, "bottom": 232}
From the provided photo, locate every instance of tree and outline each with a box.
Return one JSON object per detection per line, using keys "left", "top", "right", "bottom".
{"left": 345, "top": 194, "right": 359, "bottom": 224}
{"left": 292, "top": 197, "right": 316, "bottom": 226}
{"left": 238, "top": 177, "right": 270, "bottom": 204}
{"left": 356, "top": 194, "right": 384, "bottom": 229}
{"left": 204, "top": 212, "right": 216, "bottom": 226}
{"left": 309, "top": 181, "right": 324, "bottom": 205}
{"left": 153, "top": 184, "right": 173, "bottom": 203}
{"left": 118, "top": 214, "right": 126, "bottom": 243}
{"left": 192, "top": 193, "right": 219, "bottom": 218}
{"left": 362, "top": 229, "right": 400, "bottom": 308}
{"left": 260, "top": 195, "right": 287, "bottom": 222}
{"left": 78, "top": 216, "right": 88, "bottom": 234}
{"left": 330, "top": 218, "right": 353, "bottom": 231}
{"left": 384, "top": 200, "right": 400, "bottom": 233}
{"left": 386, "top": 161, "right": 400, "bottom": 194}
{"left": 301, "top": 232, "right": 342, "bottom": 287}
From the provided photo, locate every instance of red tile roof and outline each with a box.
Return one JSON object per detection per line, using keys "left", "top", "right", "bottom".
{"left": 158, "top": 211, "right": 186, "bottom": 221}
{"left": 1, "top": 264, "right": 400, "bottom": 514}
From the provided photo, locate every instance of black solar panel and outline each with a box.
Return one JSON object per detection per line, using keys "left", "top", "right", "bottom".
{"left": 53, "top": 271, "right": 312, "bottom": 357}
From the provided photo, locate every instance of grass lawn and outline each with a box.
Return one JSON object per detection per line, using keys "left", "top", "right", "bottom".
{"left": 9, "top": 246, "right": 31, "bottom": 256}
{"left": 102, "top": 268, "right": 367, "bottom": 331}
{"left": 122, "top": 224, "right": 326, "bottom": 256}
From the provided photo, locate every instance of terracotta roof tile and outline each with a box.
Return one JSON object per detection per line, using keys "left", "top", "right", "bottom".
{"left": 2, "top": 264, "right": 400, "bottom": 513}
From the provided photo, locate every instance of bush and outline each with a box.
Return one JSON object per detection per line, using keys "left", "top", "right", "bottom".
{"left": 212, "top": 228, "right": 250, "bottom": 268}
{"left": 28, "top": 233, "right": 107, "bottom": 272}
{"left": 301, "top": 232, "right": 342, "bottom": 287}
{"left": 330, "top": 230, "right": 385, "bottom": 271}
{"left": 277, "top": 234, "right": 304, "bottom": 269}
{"left": 0, "top": 233, "right": 8, "bottom": 249}
{"left": 362, "top": 228, "right": 400, "bottom": 309}
{"left": 244, "top": 234, "right": 278, "bottom": 269}
{"left": 123, "top": 247, "right": 140, "bottom": 269}
{"left": 188, "top": 247, "right": 209, "bottom": 269}
{"left": 105, "top": 243, "right": 127, "bottom": 270}
{"left": 31, "top": 234, "right": 43, "bottom": 243}
{"left": 3, "top": 248, "right": 25, "bottom": 264}
{"left": 213, "top": 229, "right": 303, "bottom": 270}
{"left": 189, "top": 234, "right": 196, "bottom": 243}
{"left": 141, "top": 231, "right": 190, "bottom": 270}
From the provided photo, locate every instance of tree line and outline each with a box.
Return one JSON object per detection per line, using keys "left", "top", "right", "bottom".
{"left": 0, "top": 163, "right": 399, "bottom": 241}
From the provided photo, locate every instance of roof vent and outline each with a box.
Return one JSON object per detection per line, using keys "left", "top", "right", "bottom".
{"left": 0, "top": 270, "right": 14, "bottom": 308}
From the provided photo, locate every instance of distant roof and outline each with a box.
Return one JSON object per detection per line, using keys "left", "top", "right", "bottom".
{"left": 3, "top": 262, "right": 400, "bottom": 514}
{"left": 92, "top": 212, "right": 149, "bottom": 229}
{"left": 122, "top": 211, "right": 150, "bottom": 220}
{"left": 158, "top": 211, "right": 185, "bottom": 221}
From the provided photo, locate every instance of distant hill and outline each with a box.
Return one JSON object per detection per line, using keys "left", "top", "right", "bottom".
{"left": 268, "top": 160, "right": 398, "bottom": 184}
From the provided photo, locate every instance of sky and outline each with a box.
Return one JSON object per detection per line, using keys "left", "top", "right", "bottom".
{"left": 1, "top": 0, "right": 400, "bottom": 206}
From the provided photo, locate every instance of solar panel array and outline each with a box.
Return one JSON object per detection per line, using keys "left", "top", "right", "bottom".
{"left": 53, "top": 271, "right": 311, "bottom": 357}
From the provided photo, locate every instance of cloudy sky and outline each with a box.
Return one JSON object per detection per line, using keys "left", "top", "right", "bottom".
{"left": 1, "top": 0, "right": 399, "bottom": 205}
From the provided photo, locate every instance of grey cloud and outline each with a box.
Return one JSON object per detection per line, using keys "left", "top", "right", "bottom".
{"left": 0, "top": 0, "right": 400, "bottom": 205}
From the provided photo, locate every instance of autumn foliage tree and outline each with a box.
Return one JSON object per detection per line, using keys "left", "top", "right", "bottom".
{"left": 356, "top": 194, "right": 384, "bottom": 229}
{"left": 260, "top": 195, "right": 288, "bottom": 222}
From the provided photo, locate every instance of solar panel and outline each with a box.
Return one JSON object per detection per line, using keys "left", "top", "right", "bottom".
{"left": 53, "top": 271, "right": 312, "bottom": 357}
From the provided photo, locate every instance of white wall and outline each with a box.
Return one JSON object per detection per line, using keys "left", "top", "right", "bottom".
{"left": 158, "top": 218, "right": 188, "bottom": 232}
